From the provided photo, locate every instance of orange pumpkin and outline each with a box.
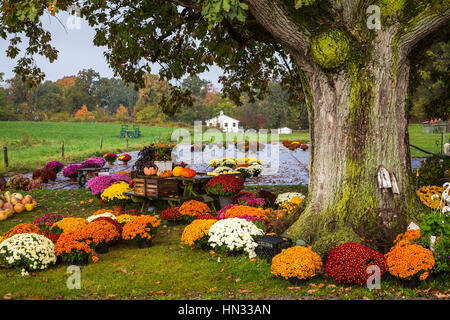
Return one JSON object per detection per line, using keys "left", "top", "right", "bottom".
{"left": 158, "top": 170, "right": 173, "bottom": 178}
{"left": 144, "top": 166, "right": 158, "bottom": 176}
{"left": 181, "top": 168, "right": 196, "bottom": 178}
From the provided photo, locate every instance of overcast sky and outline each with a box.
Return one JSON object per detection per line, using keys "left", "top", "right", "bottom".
{"left": 0, "top": 12, "right": 222, "bottom": 87}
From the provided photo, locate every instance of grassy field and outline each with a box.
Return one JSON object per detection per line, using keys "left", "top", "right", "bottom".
{"left": 0, "top": 122, "right": 174, "bottom": 174}
{"left": 0, "top": 121, "right": 444, "bottom": 174}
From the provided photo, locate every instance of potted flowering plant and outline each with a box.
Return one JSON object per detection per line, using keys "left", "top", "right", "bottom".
{"left": 152, "top": 144, "right": 174, "bottom": 171}
{"left": 122, "top": 215, "right": 161, "bottom": 248}
{"left": 32, "top": 167, "right": 57, "bottom": 183}
{"left": 0, "top": 233, "right": 57, "bottom": 275}
{"left": 87, "top": 174, "right": 132, "bottom": 203}
{"left": 44, "top": 161, "right": 65, "bottom": 174}
{"left": 100, "top": 181, "right": 132, "bottom": 213}
{"left": 207, "top": 218, "right": 265, "bottom": 258}
{"left": 78, "top": 220, "right": 120, "bottom": 254}
{"left": 81, "top": 157, "right": 106, "bottom": 170}
{"left": 118, "top": 154, "right": 132, "bottom": 166}
{"left": 63, "top": 164, "right": 81, "bottom": 182}
{"left": 32, "top": 213, "right": 64, "bottom": 234}
{"left": 271, "top": 246, "right": 323, "bottom": 285}
{"left": 103, "top": 153, "right": 118, "bottom": 166}
{"left": 181, "top": 219, "right": 217, "bottom": 250}
{"left": 205, "top": 174, "right": 244, "bottom": 208}
{"left": 160, "top": 206, "right": 183, "bottom": 226}
{"left": 54, "top": 231, "right": 98, "bottom": 266}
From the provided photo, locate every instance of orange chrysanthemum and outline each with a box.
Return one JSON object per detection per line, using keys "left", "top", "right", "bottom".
{"left": 51, "top": 217, "right": 88, "bottom": 234}
{"left": 416, "top": 186, "right": 445, "bottom": 210}
{"left": 385, "top": 243, "right": 435, "bottom": 280}
{"left": 78, "top": 220, "right": 120, "bottom": 245}
{"left": 181, "top": 219, "right": 217, "bottom": 247}
{"left": 224, "top": 205, "right": 269, "bottom": 220}
{"left": 271, "top": 246, "right": 322, "bottom": 280}
{"left": 2, "top": 223, "right": 43, "bottom": 240}
{"left": 179, "top": 200, "right": 211, "bottom": 217}
{"left": 122, "top": 215, "right": 161, "bottom": 241}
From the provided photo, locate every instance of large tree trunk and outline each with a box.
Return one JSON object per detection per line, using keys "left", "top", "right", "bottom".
{"left": 283, "top": 30, "right": 419, "bottom": 254}
{"left": 244, "top": 0, "right": 449, "bottom": 256}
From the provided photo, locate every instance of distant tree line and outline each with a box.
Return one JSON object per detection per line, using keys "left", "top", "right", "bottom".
{"left": 0, "top": 69, "right": 309, "bottom": 130}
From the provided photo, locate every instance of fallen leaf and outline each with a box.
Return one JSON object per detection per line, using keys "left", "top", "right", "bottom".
{"left": 155, "top": 281, "right": 161, "bottom": 285}
{"left": 363, "top": 296, "right": 370, "bottom": 300}
{"left": 209, "top": 287, "right": 217, "bottom": 292}
{"left": 120, "top": 268, "right": 128, "bottom": 274}
{"left": 235, "top": 278, "right": 241, "bottom": 283}
{"left": 288, "top": 286, "right": 300, "bottom": 291}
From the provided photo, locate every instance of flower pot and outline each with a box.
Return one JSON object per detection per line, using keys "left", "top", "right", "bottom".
{"left": 70, "top": 177, "right": 77, "bottom": 182}
{"left": 108, "top": 161, "right": 115, "bottom": 166}
{"left": 219, "top": 196, "right": 233, "bottom": 208}
{"left": 122, "top": 161, "right": 129, "bottom": 166}
{"left": 95, "top": 243, "right": 109, "bottom": 254}
{"left": 288, "top": 277, "right": 307, "bottom": 286}
{"left": 113, "top": 205, "right": 124, "bottom": 214}
{"left": 73, "top": 256, "right": 89, "bottom": 266}
{"left": 227, "top": 250, "right": 242, "bottom": 257}
{"left": 138, "top": 239, "right": 152, "bottom": 248}
{"left": 55, "top": 256, "right": 63, "bottom": 265}
{"left": 98, "top": 198, "right": 105, "bottom": 204}
{"left": 167, "top": 220, "right": 181, "bottom": 227}
{"left": 401, "top": 278, "right": 420, "bottom": 289}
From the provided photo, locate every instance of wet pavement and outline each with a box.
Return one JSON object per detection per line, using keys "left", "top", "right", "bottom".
{"left": 21, "top": 144, "right": 425, "bottom": 190}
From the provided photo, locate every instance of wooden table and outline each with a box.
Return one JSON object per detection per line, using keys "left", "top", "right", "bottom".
{"left": 124, "top": 175, "right": 217, "bottom": 212}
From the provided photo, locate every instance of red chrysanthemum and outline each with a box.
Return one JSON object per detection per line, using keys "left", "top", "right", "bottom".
{"left": 325, "top": 242, "right": 387, "bottom": 286}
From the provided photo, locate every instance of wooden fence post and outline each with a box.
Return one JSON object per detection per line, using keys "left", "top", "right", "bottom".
{"left": 126, "top": 131, "right": 129, "bottom": 150}
{"left": 62, "top": 141, "right": 65, "bottom": 159}
{"left": 3, "top": 146, "right": 8, "bottom": 168}
{"left": 100, "top": 136, "right": 103, "bottom": 151}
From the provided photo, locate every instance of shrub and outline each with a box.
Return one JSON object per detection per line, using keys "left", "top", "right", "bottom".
{"left": 54, "top": 231, "right": 98, "bottom": 264}
{"left": 325, "top": 242, "right": 387, "bottom": 286}
{"left": 271, "top": 246, "right": 323, "bottom": 280}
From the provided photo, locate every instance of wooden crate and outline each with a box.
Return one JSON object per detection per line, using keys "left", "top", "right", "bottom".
{"left": 133, "top": 176, "right": 179, "bottom": 198}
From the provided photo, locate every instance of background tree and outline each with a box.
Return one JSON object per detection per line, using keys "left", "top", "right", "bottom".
{"left": 2, "top": 0, "right": 449, "bottom": 249}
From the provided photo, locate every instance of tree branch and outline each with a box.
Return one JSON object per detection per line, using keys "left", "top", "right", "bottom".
{"left": 397, "top": 7, "right": 450, "bottom": 64}
{"left": 244, "top": 0, "right": 316, "bottom": 73}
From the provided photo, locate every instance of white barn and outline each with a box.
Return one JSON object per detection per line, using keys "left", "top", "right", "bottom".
{"left": 277, "top": 127, "right": 292, "bottom": 134}
{"left": 205, "top": 110, "right": 240, "bottom": 133}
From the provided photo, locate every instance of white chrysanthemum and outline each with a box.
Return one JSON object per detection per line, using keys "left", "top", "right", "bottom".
{"left": 275, "top": 192, "right": 306, "bottom": 205}
{"left": 207, "top": 218, "right": 264, "bottom": 259}
{"left": 86, "top": 212, "right": 117, "bottom": 222}
{"left": 0, "top": 233, "right": 56, "bottom": 276}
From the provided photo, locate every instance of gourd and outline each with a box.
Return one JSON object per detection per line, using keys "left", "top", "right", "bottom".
{"left": 14, "top": 203, "right": 25, "bottom": 213}
{"left": 181, "top": 168, "right": 196, "bottom": 178}
{"left": 0, "top": 211, "right": 7, "bottom": 221}
{"left": 144, "top": 166, "right": 158, "bottom": 176}
{"left": 172, "top": 166, "right": 183, "bottom": 177}
{"left": 158, "top": 170, "right": 173, "bottom": 178}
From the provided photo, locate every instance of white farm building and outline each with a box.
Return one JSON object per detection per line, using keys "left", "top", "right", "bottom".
{"left": 277, "top": 127, "right": 292, "bottom": 134}
{"left": 205, "top": 110, "right": 240, "bottom": 133}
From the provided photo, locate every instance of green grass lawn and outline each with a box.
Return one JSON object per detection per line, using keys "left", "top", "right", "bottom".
{"left": 408, "top": 123, "right": 447, "bottom": 157}
{"left": 0, "top": 121, "right": 174, "bottom": 174}
{"left": 0, "top": 188, "right": 448, "bottom": 300}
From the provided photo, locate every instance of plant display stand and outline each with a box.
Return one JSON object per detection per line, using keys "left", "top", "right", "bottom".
{"left": 77, "top": 167, "right": 110, "bottom": 187}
